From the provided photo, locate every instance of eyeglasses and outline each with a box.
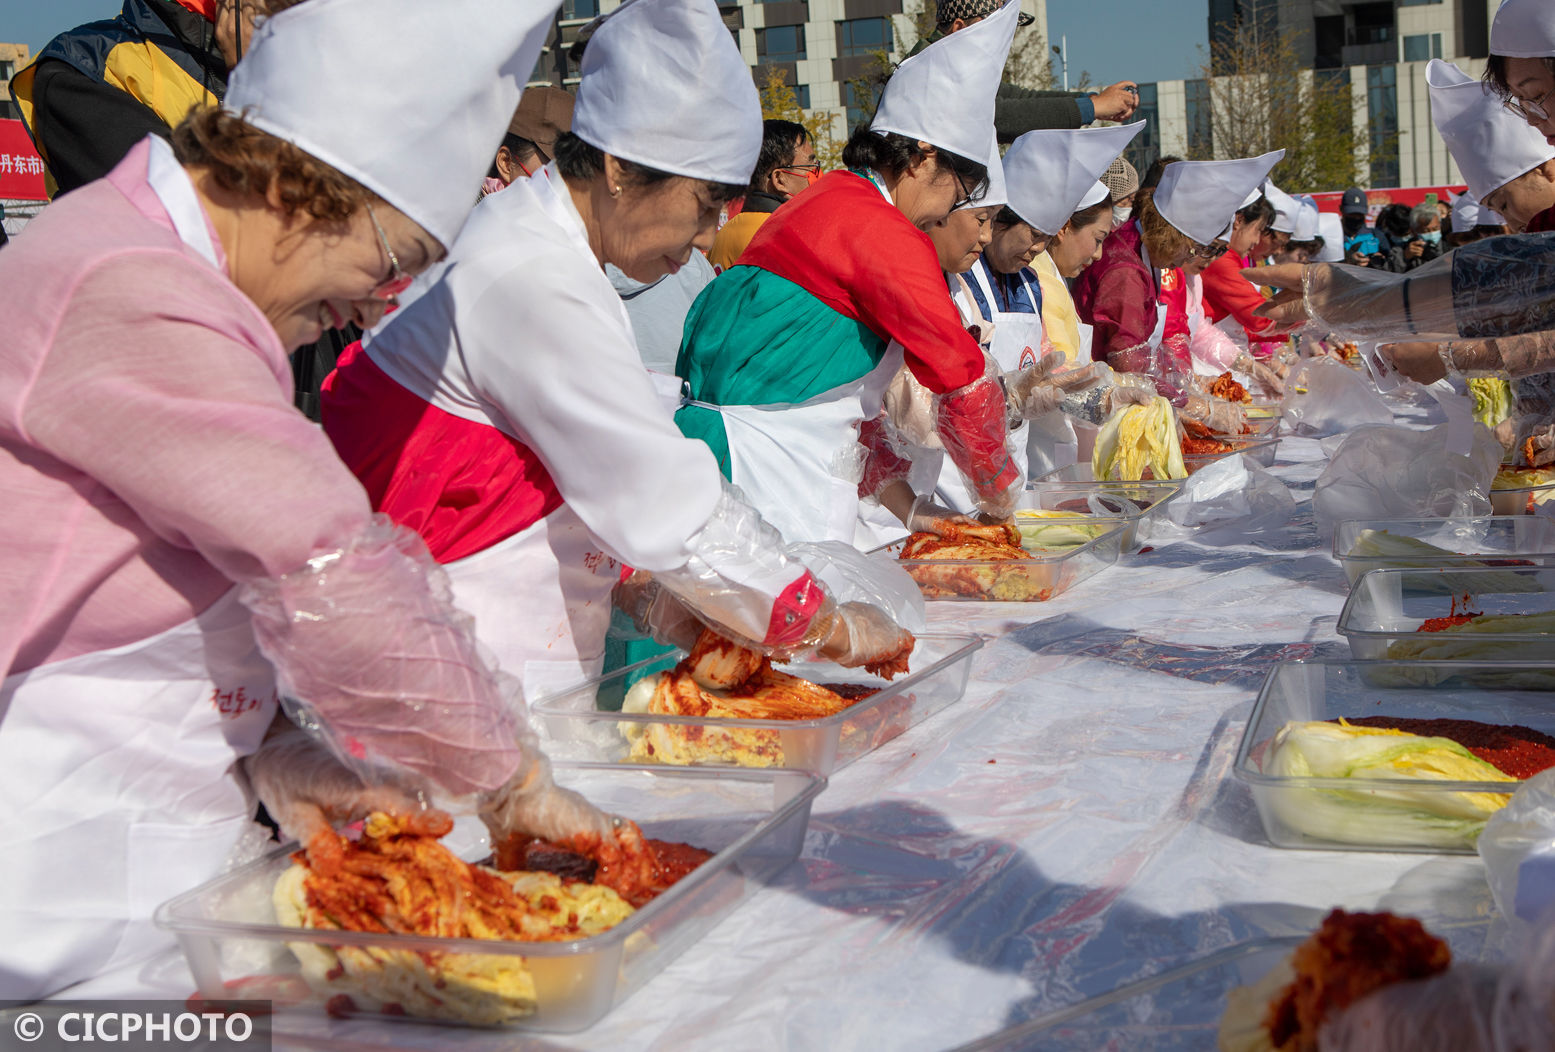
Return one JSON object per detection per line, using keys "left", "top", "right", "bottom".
{"left": 1506, "top": 86, "right": 1553, "bottom": 123}
{"left": 365, "top": 201, "right": 414, "bottom": 301}
{"left": 778, "top": 163, "right": 821, "bottom": 176}
{"left": 949, "top": 170, "right": 976, "bottom": 212}
{"left": 1187, "top": 241, "right": 1229, "bottom": 262}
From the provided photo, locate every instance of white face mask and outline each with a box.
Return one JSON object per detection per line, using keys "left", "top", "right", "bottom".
{"left": 1112, "top": 205, "right": 1132, "bottom": 227}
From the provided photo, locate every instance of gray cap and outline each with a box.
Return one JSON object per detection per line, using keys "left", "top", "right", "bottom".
{"left": 1340, "top": 187, "right": 1369, "bottom": 215}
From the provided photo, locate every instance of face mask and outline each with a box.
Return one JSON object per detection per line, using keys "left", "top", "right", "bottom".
{"left": 1420, "top": 230, "right": 1442, "bottom": 245}
{"left": 1112, "top": 205, "right": 1132, "bottom": 227}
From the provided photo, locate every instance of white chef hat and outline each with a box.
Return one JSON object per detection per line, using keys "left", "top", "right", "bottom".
{"left": 1001, "top": 120, "right": 1146, "bottom": 235}
{"left": 1314, "top": 212, "right": 1344, "bottom": 262}
{"left": 871, "top": 0, "right": 1019, "bottom": 166}
{"left": 957, "top": 136, "right": 1006, "bottom": 211}
{"left": 572, "top": 0, "right": 761, "bottom": 187}
{"left": 1154, "top": 150, "right": 1285, "bottom": 246}
{"left": 225, "top": 0, "right": 555, "bottom": 249}
{"left": 1262, "top": 179, "right": 1300, "bottom": 233}
{"left": 1427, "top": 59, "right": 1555, "bottom": 202}
{"left": 1451, "top": 190, "right": 1506, "bottom": 232}
{"left": 1291, "top": 196, "right": 1319, "bottom": 241}
{"left": 1491, "top": 0, "right": 1555, "bottom": 58}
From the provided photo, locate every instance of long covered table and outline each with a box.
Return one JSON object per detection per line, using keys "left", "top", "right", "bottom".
{"left": 92, "top": 403, "right": 1517, "bottom": 1050}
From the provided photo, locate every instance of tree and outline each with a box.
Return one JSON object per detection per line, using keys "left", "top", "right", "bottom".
{"left": 757, "top": 65, "right": 845, "bottom": 171}
{"left": 839, "top": 1, "right": 1059, "bottom": 133}
{"left": 1195, "top": 23, "right": 1390, "bottom": 193}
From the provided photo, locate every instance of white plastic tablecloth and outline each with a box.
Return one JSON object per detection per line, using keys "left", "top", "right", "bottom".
{"left": 86, "top": 401, "right": 1517, "bottom": 1050}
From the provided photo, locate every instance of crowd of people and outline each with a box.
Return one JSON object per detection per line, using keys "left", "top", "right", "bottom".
{"left": 4, "top": 0, "right": 1555, "bottom": 1034}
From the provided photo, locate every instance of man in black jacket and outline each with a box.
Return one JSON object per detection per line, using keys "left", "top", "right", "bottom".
{"left": 11, "top": 0, "right": 349, "bottom": 420}
{"left": 908, "top": 0, "right": 1140, "bottom": 140}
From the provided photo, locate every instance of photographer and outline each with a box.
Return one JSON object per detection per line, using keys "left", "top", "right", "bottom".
{"left": 1384, "top": 203, "right": 1445, "bottom": 272}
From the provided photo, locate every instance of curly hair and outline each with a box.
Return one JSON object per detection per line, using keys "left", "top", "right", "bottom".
{"left": 1136, "top": 188, "right": 1202, "bottom": 263}
{"left": 172, "top": 107, "right": 374, "bottom": 222}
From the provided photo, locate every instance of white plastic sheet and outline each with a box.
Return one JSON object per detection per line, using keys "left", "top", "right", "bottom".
{"left": 1312, "top": 420, "right": 1502, "bottom": 534}
{"left": 1280, "top": 357, "right": 1393, "bottom": 437}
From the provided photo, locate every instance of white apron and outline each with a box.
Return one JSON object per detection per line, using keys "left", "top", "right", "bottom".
{"left": 0, "top": 138, "right": 280, "bottom": 1000}
{"left": 698, "top": 345, "right": 905, "bottom": 546}
{"left": 443, "top": 503, "right": 619, "bottom": 703}
{"left": 966, "top": 261, "right": 1075, "bottom": 481}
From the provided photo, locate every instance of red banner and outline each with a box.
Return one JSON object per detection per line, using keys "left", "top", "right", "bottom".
{"left": 1308, "top": 184, "right": 1467, "bottom": 222}
{"left": 0, "top": 119, "right": 49, "bottom": 201}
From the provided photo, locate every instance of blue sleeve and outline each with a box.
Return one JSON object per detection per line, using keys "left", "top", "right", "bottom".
{"left": 1076, "top": 94, "right": 1096, "bottom": 124}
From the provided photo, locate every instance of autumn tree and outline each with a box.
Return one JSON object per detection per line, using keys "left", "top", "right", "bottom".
{"left": 843, "top": 1, "right": 1057, "bottom": 132}
{"left": 1195, "top": 23, "right": 1387, "bottom": 193}
{"left": 757, "top": 65, "right": 844, "bottom": 170}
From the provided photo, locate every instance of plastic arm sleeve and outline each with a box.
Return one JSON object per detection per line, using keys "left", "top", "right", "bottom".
{"left": 1442, "top": 332, "right": 1555, "bottom": 379}
{"left": 858, "top": 413, "right": 916, "bottom": 500}
{"left": 934, "top": 373, "right": 1022, "bottom": 519}
{"left": 1299, "top": 235, "right": 1555, "bottom": 344}
{"left": 239, "top": 515, "right": 525, "bottom": 798}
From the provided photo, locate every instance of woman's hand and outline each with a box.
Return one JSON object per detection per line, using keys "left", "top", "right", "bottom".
{"left": 1377, "top": 341, "right": 1449, "bottom": 384}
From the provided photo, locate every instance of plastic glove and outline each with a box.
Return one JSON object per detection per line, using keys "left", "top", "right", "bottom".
{"left": 243, "top": 713, "right": 447, "bottom": 850}
{"left": 905, "top": 493, "right": 978, "bottom": 535}
{"left": 1316, "top": 964, "right": 1501, "bottom": 1052}
{"left": 480, "top": 752, "right": 614, "bottom": 849}
{"left": 1007, "top": 356, "right": 1106, "bottom": 419}
{"left": 1233, "top": 352, "right": 1287, "bottom": 398}
{"left": 1180, "top": 391, "right": 1246, "bottom": 433}
{"left": 1525, "top": 421, "right": 1555, "bottom": 467}
{"left": 934, "top": 373, "right": 1021, "bottom": 521}
{"left": 815, "top": 600, "right": 915, "bottom": 679}
{"left": 1109, "top": 384, "right": 1157, "bottom": 410}
{"left": 613, "top": 570, "right": 704, "bottom": 653}
{"left": 1375, "top": 341, "right": 1450, "bottom": 384}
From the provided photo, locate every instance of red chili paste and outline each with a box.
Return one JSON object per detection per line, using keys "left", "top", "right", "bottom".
{"left": 1337, "top": 716, "right": 1555, "bottom": 779}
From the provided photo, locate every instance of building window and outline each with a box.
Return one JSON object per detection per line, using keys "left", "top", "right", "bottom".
{"left": 1185, "top": 78, "right": 1212, "bottom": 157}
{"left": 562, "top": 0, "right": 597, "bottom": 20}
{"left": 839, "top": 17, "right": 893, "bottom": 57}
{"left": 844, "top": 81, "right": 874, "bottom": 131}
{"left": 0, "top": 99, "right": 16, "bottom": 121}
{"left": 1367, "top": 64, "right": 1399, "bottom": 187}
{"left": 1402, "top": 33, "right": 1442, "bottom": 61}
{"left": 0, "top": 60, "right": 14, "bottom": 81}
{"left": 793, "top": 83, "right": 810, "bottom": 109}
{"left": 1125, "top": 83, "right": 1159, "bottom": 175}
{"left": 756, "top": 25, "right": 806, "bottom": 63}
{"left": 1398, "top": 0, "right": 1442, "bottom": 6}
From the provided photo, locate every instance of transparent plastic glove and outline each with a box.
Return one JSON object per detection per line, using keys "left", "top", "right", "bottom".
{"left": 243, "top": 714, "right": 446, "bottom": 849}
{"left": 1428, "top": 334, "right": 1555, "bottom": 380}
{"left": 934, "top": 373, "right": 1021, "bottom": 520}
{"left": 480, "top": 751, "right": 614, "bottom": 849}
{"left": 1233, "top": 351, "right": 1287, "bottom": 398}
{"left": 1008, "top": 356, "right": 1106, "bottom": 419}
{"left": 240, "top": 515, "right": 522, "bottom": 798}
{"left": 1316, "top": 965, "right": 1501, "bottom": 1052}
{"left": 816, "top": 600, "right": 915, "bottom": 679}
{"left": 1524, "top": 422, "right": 1555, "bottom": 467}
{"left": 858, "top": 412, "right": 916, "bottom": 499}
{"left": 1110, "top": 384, "right": 1157, "bottom": 409}
{"left": 905, "top": 493, "right": 977, "bottom": 534}
{"left": 1377, "top": 341, "right": 1451, "bottom": 385}
{"left": 1180, "top": 391, "right": 1246, "bottom": 433}
{"left": 613, "top": 570, "right": 704, "bottom": 653}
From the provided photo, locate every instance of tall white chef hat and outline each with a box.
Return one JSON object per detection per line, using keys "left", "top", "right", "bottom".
{"left": 1427, "top": 59, "right": 1555, "bottom": 202}
{"left": 1491, "top": 0, "right": 1555, "bottom": 59}
{"left": 1154, "top": 151, "right": 1285, "bottom": 246}
{"left": 1292, "top": 196, "right": 1320, "bottom": 242}
{"left": 224, "top": 0, "right": 556, "bottom": 249}
{"left": 1262, "top": 179, "right": 1300, "bottom": 233}
{"left": 957, "top": 136, "right": 1007, "bottom": 211}
{"left": 572, "top": 0, "right": 762, "bottom": 187}
{"left": 1001, "top": 121, "right": 1146, "bottom": 235}
{"left": 1314, "top": 212, "right": 1344, "bottom": 262}
{"left": 871, "top": 0, "right": 1019, "bottom": 167}
{"left": 1451, "top": 190, "right": 1506, "bottom": 232}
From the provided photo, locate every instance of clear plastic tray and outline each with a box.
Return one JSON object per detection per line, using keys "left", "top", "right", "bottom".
{"left": 1332, "top": 516, "right": 1555, "bottom": 587}
{"left": 1336, "top": 565, "right": 1555, "bottom": 660}
{"left": 1182, "top": 436, "right": 1280, "bottom": 474}
{"left": 533, "top": 633, "right": 982, "bottom": 774}
{"left": 875, "top": 522, "right": 1126, "bottom": 602}
{"left": 1016, "top": 483, "right": 1181, "bottom": 550}
{"left": 1034, "top": 461, "right": 1187, "bottom": 494}
{"left": 155, "top": 764, "right": 824, "bottom": 1033}
{"left": 1491, "top": 469, "right": 1555, "bottom": 515}
{"left": 1245, "top": 399, "right": 1284, "bottom": 421}
{"left": 953, "top": 937, "right": 1302, "bottom": 1051}
{"left": 1234, "top": 659, "right": 1555, "bottom": 853}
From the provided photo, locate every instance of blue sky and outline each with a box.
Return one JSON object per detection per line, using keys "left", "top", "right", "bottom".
{"left": 1046, "top": 0, "right": 1209, "bottom": 88}
{"left": 8, "top": 0, "right": 1210, "bottom": 85}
